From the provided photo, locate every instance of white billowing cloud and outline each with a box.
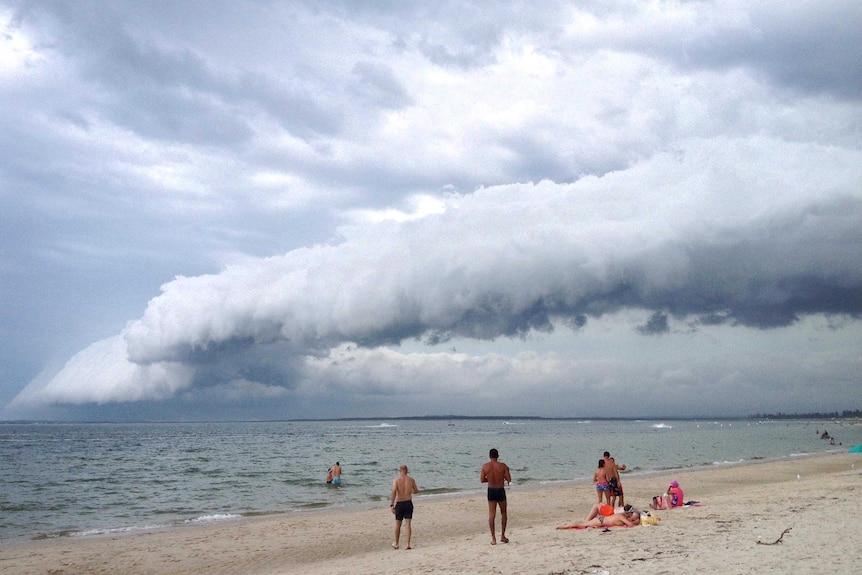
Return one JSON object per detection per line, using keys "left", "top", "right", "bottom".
{"left": 124, "top": 135, "right": 862, "bottom": 364}
{"left": 9, "top": 334, "right": 194, "bottom": 407}
{"left": 11, "top": 134, "right": 861, "bottom": 409}
{"left": 346, "top": 195, "right": 447, "bottom": 224}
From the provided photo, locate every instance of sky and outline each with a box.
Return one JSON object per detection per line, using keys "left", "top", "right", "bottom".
{"left": 1, "top": 0, "right": 861, "bottom": 421}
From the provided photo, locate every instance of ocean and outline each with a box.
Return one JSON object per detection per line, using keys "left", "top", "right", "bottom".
{"left": 1, "top": 417, "right": 859, "bottom": 543}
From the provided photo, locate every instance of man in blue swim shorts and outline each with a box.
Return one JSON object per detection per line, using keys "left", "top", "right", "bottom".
{"left": 480, "top": 448, "right": 512, "bottom": 545}
{"left": 329, "top": 461, "right": 342, "bottom": 485}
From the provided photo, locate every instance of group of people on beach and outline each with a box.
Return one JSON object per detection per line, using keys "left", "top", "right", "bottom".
{"left": 555, "top": 450, "right": 638, "bottom": 529}
{"left": 558, "top": 451, "right": 687, "bottom": 527}
{"left": 341, "top": 447, "right": 685, "bottom": 549}
{"left": 593, "top": 451, "right": 626, "bottom": 507}
{"left": 385, "top": 448, "right": 511, "bottom": 549}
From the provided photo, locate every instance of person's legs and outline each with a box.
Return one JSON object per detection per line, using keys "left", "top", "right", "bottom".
{"left": 487, "top": 500, "right": 498, "bottom": 544}
{"left": 556, "top": 517, "right": 598, "bottom": 530}
{"left": 393, "top": 519, "right": 402, "bottom": 549}
{"left": 585, "top": 502, "right": 601, "bottom": 520}
{"left": 404, "top": 518, "right": 412, "bottom": 549}
{"left": 499, "top": 500, "right": 508, "bottom": 543}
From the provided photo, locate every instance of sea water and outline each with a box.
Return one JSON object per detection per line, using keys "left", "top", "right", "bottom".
{"left": 1, "top": 418, "right": 859, "bottom": 542}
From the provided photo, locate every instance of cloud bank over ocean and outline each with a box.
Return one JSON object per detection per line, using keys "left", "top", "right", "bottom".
{"left": 3, "top": 1, "right": 861, "bottom": 419}
{"left": 11, "top": 137, "right": 861, "bottom": 417}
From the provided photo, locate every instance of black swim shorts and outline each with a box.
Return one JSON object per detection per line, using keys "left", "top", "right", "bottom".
{"left": 394, "top": 500, "right": 414, "bottom": 521}
{"left": 487, "top": 487, "right": 506, "bottom": 502}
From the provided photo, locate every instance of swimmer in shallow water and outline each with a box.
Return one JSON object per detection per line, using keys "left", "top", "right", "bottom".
{"left": 328, "top": 461, "right": 342, "bottom": 485}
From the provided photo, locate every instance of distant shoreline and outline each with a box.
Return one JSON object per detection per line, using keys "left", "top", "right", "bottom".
{"left": 2, "top": 413, "right": 861, "bottom": 424}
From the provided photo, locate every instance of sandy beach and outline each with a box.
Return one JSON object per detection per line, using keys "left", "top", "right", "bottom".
{"left": 2, "top": 451, "right": 859, "bottom": 575}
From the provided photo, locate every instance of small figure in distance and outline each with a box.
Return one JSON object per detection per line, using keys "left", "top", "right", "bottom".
{"left": 480, "top": 448, "right": 511, "bottom": 545}
{"left": 390, "top": 464, "right": 419, "bottom": 550}
{"left": 594, "top": 459, "right": 611, "bottom": 505}
{"left": 328, "top": 461, "right": 342, "bottom": 486}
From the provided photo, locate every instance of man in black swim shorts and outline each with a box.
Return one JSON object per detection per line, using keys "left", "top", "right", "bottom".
{"left": 487, "top": 486, "right": 506, "bottom": 502}
{"left": 390, "top": 464, "right": 419, "bottom": 549}
{"left": 394, "top": 500, "right": 413, "bottom": 520}
{"left": 480, "top": 448, "right": 512, "bottom": 545}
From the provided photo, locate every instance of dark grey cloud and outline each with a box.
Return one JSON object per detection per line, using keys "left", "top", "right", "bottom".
{"left": 725, "top": 2, "right": 862, "bottom": 100}
{"left": 613, "top": 1, "right": 862, "bottom": 100}
{"left": 12, "top": 0, "right": 349, "bottom": 143}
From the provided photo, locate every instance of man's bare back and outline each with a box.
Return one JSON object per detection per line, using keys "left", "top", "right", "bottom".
{"left": 480, "top": 459, "right": 511, "bottom": 488}
{"left": 390, "top": 465, "right": 419, "bottom": 550}
{"left": 480, "top": 448, "right": 511, "bottom": 545}
{"left": 391, "top": 471, "right": 418, "bottom": 502}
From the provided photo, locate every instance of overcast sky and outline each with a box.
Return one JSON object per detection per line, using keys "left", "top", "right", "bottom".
{"left": 2, "top": 1, "right": 861, "bottom": 421}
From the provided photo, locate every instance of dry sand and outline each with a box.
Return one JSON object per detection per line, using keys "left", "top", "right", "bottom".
{"left": 2, "top": 452, "right": 860, "bottom": 575}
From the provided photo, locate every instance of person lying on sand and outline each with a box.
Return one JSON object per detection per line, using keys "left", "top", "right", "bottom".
{"left": 583, "top": 502, "right": 637, "bottom": 521}
{"left": 556, "top": 509, "right": 640, "bottom": 529}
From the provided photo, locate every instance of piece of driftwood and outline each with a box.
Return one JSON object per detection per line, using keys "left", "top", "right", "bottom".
{"left": 757, "top": 527, "right": 791, "bottom": 545}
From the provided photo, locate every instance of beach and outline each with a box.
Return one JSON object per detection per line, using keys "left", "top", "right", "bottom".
{"left": 1, "top": 451, "right": 859, "bottom": 575}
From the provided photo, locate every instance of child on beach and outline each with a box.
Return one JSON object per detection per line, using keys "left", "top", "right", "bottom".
{"left": 593, "top": 459, "right": 611, "bottom": 504}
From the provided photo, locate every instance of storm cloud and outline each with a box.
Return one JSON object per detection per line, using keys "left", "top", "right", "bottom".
{"left": 2, "top": 1, "right": 861, "bottom": 419}
{"left": 11, "top": 136, "right": 861, "bottom": 413}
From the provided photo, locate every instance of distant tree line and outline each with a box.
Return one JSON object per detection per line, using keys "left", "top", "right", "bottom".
{"left": 749, "top": 409, "right": 862, "bottom": 420}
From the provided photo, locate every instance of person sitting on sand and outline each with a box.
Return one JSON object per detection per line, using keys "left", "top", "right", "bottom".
{"left": 651, "top": 480, "right": 683, "bottom": 509}
{"left": 556, "top": 509, "right": 641, "bottom": 529}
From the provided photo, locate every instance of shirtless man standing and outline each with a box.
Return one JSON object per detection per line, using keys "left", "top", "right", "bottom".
{"left": 603, "top": 452, "right": 626, "bottom": 507}
{"left": 480, "top": 448, "right": 511, "bottom": 545}
{"left": 329, "top": 461, "right": 342, "bottom": 486}
{"left": 390, "top": 465, "right": 419, "bottom": 549}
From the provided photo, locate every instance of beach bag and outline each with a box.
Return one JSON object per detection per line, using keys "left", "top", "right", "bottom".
{"left": 641, "top": 511, "right": 661, "bottom": 526}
